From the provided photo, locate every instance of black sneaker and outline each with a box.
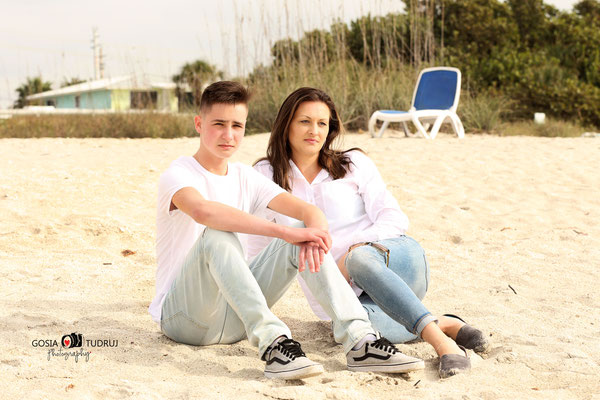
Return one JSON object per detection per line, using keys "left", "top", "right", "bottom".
{"left": 346, "top": 336, "right": 424, "bottom": 373}
{"left": 263, "top": 338, "right": 324, "bottom": 379}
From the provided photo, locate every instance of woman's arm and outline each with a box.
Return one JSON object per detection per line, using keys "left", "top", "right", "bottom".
{"left": 351, "top": 152, "right": 409, "bottom": 244}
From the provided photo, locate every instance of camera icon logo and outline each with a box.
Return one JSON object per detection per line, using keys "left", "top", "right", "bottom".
{"left": 61, "top": 333, "right": 83, "bottom": 348}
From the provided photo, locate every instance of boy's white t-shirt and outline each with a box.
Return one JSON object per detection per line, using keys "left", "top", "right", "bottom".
{"left": 148, "top": 156, "right": 285, "bottom": 323}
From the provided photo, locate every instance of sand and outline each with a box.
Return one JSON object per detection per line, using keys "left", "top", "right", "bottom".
{"left": 1, "top": 133, "right": 599, "bottom": 399}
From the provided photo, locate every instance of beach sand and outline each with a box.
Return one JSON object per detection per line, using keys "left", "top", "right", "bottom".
{"left": 1, "top": 133, "right": 599, "bottom": 399}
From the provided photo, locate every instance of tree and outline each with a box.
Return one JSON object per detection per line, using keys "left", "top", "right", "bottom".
{"left": 439, "top": 0, "right": 518, "bottom": 58}
{"left": 172, "top": 60, "right": 222, "bottom": 109}
{"left": 548, "top": 5, "right": 600, "bottom": 87}
{"left": 271, "top": 38, "right": 300, "bottom": 67}
{"left": 574, "top": 0, "right": 600, "bottom": 20}
{"left": 13, "top": 76, "right": 52, "bottom": 108}
{"left": 506, "top": 0, "right": 552, "bottom": 49}
{"left": 60, "top": 77, "right": 86, "bottom": 88}
{"left": 347, "top": 14, "right": 409, "bottom": 67}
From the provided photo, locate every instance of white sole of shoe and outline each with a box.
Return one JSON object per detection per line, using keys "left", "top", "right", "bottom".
{"left": 264, "top": 364, "right": 324, "bottom": 380}
{"left": 347, "top": 359, "right": 425, "bottom": 373}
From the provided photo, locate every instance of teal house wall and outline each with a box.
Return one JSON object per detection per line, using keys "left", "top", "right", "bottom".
{"left": 55, "top": 95, "right": 76, "bottom": 108}
{"left": 52, "top": 90, "right": 111, "bottom": 110}
{"left": 80, "top": 90, "right": 111, "bottom": 109}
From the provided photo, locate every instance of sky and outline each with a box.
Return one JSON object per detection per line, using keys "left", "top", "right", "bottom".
{"left": 0, "top": 0, "right": 580, "bottom": 108}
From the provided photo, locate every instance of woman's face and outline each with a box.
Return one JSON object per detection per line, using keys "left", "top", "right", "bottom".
{"left": 287, "top": 101, "right": 331, "bottom": 161}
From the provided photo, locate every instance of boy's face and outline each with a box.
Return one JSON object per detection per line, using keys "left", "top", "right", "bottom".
{"left": 194, "top": 102, "right": 248, "bottom": 161}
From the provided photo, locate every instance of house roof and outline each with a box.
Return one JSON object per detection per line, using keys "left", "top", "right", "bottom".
{"left": 27, "top": 75, "right": 177, "bottom": 100}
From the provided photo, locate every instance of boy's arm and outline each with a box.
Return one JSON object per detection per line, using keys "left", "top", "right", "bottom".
{"left": 267, "top": 192, "right": 329, "bottom": 231}
{"left": 172, "top": 187, "right": 330, "bottom": 269}
{"left": 266, "top": 192, "right": 332, "bottom": 273}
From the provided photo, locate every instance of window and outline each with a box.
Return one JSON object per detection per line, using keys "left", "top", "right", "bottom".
{"left": 130, "top": 91, "right": 158, "bottom": 109}
{"left": 75, "top": 95, "right": 80, "bottom": 108}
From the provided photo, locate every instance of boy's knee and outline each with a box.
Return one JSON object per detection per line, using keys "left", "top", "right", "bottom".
{"left": 202, "top": 228, "right": 243, "bottom": 254}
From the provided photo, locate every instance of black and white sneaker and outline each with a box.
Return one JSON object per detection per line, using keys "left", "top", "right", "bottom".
{"left": 346, "top": 336, "right": 425, "bottom": 373}
{"left": 263, "top": 338, "right": 324, "bottom": 379}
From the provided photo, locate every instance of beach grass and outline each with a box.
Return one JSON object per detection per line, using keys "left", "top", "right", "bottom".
{"left": 499, "top": 119, "right": 589, "bottom": 138}
{"left": 0, "top": 113, "right": 196, "bottom": 139}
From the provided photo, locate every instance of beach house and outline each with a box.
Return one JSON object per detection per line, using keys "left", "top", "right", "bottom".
{"left": 25, "top": 75, "right": 178, "bottom": 112}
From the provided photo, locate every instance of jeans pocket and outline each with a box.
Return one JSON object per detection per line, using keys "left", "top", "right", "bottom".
{"left": 161, "top": 311, "right": 209, "bottom": 346}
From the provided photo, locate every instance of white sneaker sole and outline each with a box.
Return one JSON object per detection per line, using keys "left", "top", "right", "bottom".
{"left": 264, "top": 363, "right": 324, "bottom": 380}
{"left": 347, "top": 359, "right": 425, "bottom": 373}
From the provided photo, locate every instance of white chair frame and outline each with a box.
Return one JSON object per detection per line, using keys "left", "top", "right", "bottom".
{"left": 368, "top": 67, "right": 465, "bottom": 139}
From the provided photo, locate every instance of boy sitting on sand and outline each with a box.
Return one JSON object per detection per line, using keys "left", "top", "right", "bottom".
{"left": 148, "top": 81, "right": 424, "bottom": 379}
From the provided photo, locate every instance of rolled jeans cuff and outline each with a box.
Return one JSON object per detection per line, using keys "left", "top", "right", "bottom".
{"left": 413, "top": 313, "right": 437, "bottom": 337}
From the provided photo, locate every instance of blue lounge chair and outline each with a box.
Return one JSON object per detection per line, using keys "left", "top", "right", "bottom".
{"left": 368, "top": 67, "right": 465, "bottom": 139}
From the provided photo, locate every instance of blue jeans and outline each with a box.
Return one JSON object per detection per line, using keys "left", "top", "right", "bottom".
{"left": 345, "top": 235, "right": 435, "bottom": 343}
{"left": 160, "top": 228, "right": 375, "bottom": 357}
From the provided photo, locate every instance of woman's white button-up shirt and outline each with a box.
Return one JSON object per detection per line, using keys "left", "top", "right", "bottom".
{"left": 247, "top": 150, "right": 409, "bottom": 320}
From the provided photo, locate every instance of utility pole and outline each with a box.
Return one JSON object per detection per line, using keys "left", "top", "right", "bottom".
{"left": 91, "top": 28, "right": 100, "bottom": 80}
{"left": 99, "top": 45, "right": 105, "bottom": 79}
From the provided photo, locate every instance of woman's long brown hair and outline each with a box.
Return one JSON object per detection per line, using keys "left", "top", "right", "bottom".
{"left": 255, "top": 87, "right": 361, "bottom": 192}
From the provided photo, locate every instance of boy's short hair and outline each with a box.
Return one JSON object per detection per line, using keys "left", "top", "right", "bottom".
{"left": 199, "top": 81, "right": 250, "bottom": 113}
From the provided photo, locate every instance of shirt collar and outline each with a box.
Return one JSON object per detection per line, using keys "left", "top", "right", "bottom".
{"left": 289, "top": 159, "right": 330, "bottom": 185}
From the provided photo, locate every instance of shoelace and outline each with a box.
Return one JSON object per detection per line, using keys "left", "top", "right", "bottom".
{"left": 369, "top": 337, "right": 398, "bottom": 354}
{"left": 276, "top": 338, "right": 306, "bottom": 360}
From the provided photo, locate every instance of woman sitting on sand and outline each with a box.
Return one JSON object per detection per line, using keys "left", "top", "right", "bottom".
{"left": 248, "top": 87, "right": 489, "bottom": 378}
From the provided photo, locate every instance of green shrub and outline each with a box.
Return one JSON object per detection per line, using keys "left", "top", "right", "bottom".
{"left": 512, "top": 77, "right": 600, "bottom": 128}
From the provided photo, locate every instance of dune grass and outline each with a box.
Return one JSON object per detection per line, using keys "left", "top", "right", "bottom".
{"left": 498, "top": 119, "right": 589, "bottom": 138}
{"left": 0, "top": 113, "right": 196, "bottom": 139}
{"left": 0, "top": 108, "right": 591, "bottom": 139}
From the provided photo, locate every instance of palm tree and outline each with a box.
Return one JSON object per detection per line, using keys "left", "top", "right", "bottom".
{"left": 60, "top": 77, "right": 86, "bottom": 88}
{"left": 172, "top": 60, "right": 223, "bottom": 109}
{"left": 13, "top": 76, "right": 52, "bottom": 108}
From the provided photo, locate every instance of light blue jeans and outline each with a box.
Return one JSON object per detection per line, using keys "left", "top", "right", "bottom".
{"left": 160, "top": 228, "right": 375, "bottom": 357}
{"left": 345, "top": 235, "right": 436, "bottom": 343}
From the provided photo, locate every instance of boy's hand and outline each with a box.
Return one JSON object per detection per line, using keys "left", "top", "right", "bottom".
{"left": 282, "top": 226, "right": 331, "bottom": 252}
{"left": 281, "top": 227, "right": 331, "bottom": 273}
{"left": 298, "top": 244, "right": 326, "bottom": 273}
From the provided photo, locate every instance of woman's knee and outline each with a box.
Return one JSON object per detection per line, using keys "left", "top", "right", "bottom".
{"left": 372, "top": 236, "right": 429, "bottom": 298}
{"left": 345, "top": 246, "right": 386, "bottom": 281}
{"left": 398, "top": 237, "right": 429, "bottom": 298}
{"left": 404, "top": 237, "right": 428, "bottom": 271}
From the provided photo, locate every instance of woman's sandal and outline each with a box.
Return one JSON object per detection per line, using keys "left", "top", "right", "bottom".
{"left": 439, "top": 345, "right": 470, "bottom": 379}
{"left": 442, "top": 314, "right": 490, "bottom": 353}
